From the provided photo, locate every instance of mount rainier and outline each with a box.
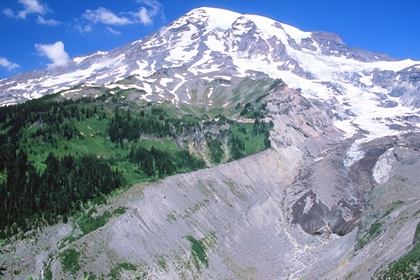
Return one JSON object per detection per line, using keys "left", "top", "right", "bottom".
{"left": 1, "top": 7, "right": 419, "bottom": 136}
{"left": 1, "top": 8, "right": 419, "bottom": 162}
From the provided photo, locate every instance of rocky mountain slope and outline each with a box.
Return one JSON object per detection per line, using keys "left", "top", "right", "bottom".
{"left": 1, "top": 7, "right": 419, "bottom": 280}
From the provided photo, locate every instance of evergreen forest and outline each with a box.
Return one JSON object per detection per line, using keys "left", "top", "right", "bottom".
{"left": 0, "top": 89, "right": 272, "bottom": 238}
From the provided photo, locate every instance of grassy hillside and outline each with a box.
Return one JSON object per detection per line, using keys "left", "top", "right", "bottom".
{"left": 0, "top": 85, "right": 272, "bottom": 238}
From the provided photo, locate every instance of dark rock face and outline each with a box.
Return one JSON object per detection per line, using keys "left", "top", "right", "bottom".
{"left": 372, "top": 70, "right": 397, "bottom": 87}
{"left": 389, "top": 87, "right": 407, "bottom": 97}
{"left": 286, "top": 131, "right": 420, "bottom": 237}
{"left": 379, "top": 100, "right": 399, "bottom": 108}
{"left": 229, "top": 17, "right": 261, "bottom": 54}
{"left": 310, "top": 31, "right": 397, "bottom": 62}
{"left": 291, "top": 190, "right": 362, "bottom": 235}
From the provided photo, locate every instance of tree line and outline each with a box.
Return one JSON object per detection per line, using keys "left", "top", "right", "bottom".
{"left": 108, "top": 107, "right": 173, "bottom": 145}
{"left": 128, "top": 146, "right": 206, "bottom": 178}
{"left": 0, "top": 90, "right": 273, "bottom": 238}
{"left": 0, "top": 150, "right": 124, "bottom": 238}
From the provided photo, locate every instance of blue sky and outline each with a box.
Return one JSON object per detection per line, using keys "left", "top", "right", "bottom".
{"left": 0, "top": 0, "right": 419, "bottom": 80}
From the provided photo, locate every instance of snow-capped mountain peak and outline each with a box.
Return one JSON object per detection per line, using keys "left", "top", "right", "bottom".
{"left": 0, "top": 7, "right": 419, "bottom": 147}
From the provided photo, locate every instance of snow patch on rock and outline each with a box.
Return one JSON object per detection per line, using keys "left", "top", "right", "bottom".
{"left": 372, "top": 148, "right": 398, "bottom": 184}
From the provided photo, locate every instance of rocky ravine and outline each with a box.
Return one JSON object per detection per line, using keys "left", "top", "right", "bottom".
{"left": 2, "top": 84, "right": 419, "bottom": 280}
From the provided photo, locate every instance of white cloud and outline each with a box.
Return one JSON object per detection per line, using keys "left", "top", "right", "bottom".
{"left": 75, "top": 23, "right": 93, "bottom": 33}
{"left": 106, "top": 27, "right": 121, "bottom": 35}
{"left": 36, "top": 15, "right": 61, "bottom": 26}
{"left": 82, "top": 7, "right": 133, "bottom": 25}
{"left": 135, "top": 7, "right": 152, "bottom": 25}
{"left": 133, "top": 0, "right": 164, "bottom": 25}
{"left": 3, "top": 8, "right": 15, "bottom": 18}
{"left": 75, "top": 0, "right": 164, "bottom": 34}
{"left": 0, "top": 57, "right": 20, "bottom": 71}
{"left": 35, "top": 41, "right": 70, "bottom": 68}
{"left": 3, "top": 0, "right": 48, "bottom": 19}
